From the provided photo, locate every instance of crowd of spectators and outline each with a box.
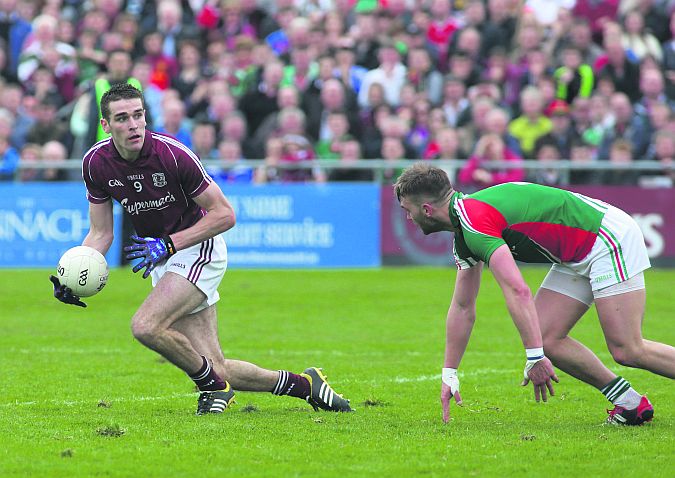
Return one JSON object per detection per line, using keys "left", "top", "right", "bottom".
{"left": 0, "top": 0, "right": 674, "bottom": 188}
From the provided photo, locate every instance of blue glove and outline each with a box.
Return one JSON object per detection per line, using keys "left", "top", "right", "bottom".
{"left": 49, "top": 275, "right": 87, "bottom": 308}
{"left": 124, "top": 234, "right": 176, "bottom": 279}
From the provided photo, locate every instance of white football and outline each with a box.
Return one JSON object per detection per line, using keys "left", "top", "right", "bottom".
{"left": 56, "top": 246, "right": 109, "bottom": 297}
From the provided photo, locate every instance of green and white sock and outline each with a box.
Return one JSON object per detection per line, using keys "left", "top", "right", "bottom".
{"left": 601, "top": 376, "right": 641, "bottom": 409}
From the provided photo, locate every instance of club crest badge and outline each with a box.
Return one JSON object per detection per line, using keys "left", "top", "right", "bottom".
{"left": 152, "top": 172, "right": 167, "bottom": 187}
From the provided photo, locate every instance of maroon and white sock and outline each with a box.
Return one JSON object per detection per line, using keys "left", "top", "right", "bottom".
{"left": 190, "top": 356, "right": 227, "bottom": 391}
{"left": 272, "top": 370, "right": 310, "bottom": 399}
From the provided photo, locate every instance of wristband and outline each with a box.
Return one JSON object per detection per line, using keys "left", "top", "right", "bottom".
{"left": 524, "top": 348, "right": 545, "bottom": 379}
{"left": 163, "top": 235, "right": 177, "bottom": 256}
{"left": 525, "top": 347, "right": 544, "bottom": 361}
{"left": 442, "top": 367, "right": 457, "bottom": 378}
{"left": 442, "top": 367, "right": 458, "bottom": 389}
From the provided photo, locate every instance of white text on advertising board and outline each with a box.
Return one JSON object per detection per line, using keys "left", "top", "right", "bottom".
{"left": 633, "top": 213, "right": 664, "bottom": 257}
{"left": 228, "top": 195, "right": 293, "bottom": 220}
{"left": 0, "top": 209, "right": 88, "bottom": 242}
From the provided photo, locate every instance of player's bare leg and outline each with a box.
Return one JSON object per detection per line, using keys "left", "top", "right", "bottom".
{"left": 170, "top": 306, "right": 279, "bottom": 391}
{"left": 131, "top": 272, "right": 236, "bottom": 414}
{"left": 131, "top": 272, "right": 206, "bottom": 373}
{"left": 595, "top": 289, "right": 675, "bottom": 379}
{"left": 539, "top": 285, "right": 659, "bottom": 425}
{"left": 535, "top": 288, "right": 616, "bottom": 388}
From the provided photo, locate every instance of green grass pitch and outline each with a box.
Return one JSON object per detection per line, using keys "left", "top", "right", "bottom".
{"left": 0, "top": 267, "right": 673, "bottom": 477}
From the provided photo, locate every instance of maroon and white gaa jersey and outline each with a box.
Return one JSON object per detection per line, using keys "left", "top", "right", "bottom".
{"left": 82, "top": 131, "right": 212, "bottom": 237}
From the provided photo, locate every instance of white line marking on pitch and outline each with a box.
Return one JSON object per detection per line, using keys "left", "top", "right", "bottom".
{"left": 0, "top": 369, "right": 515, "bottom": 407}
{"left": 7, "top": 347, "right": 524, "bottom": 359}
{"left": 8, "top": 347, "right": 127, "bottom": 355}
{"left": 0, "top": 392, "right": 196, "bottom": 408}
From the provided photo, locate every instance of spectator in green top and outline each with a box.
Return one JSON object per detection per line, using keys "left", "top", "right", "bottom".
{"left": 315, "top": 110, "right": 351, "bottom": 160}
{"left": 85, "top": 49, "right": 143, "bottom": 148}
{"left": 554, "top": 45, "right": 594, "bottom": 104}
{"left": 281, "top": 45, "right": 318, "bottom": 92}
{"left": 75, "top": 29, "right": 106, "bottom": 87}
{"left": 508, "top": 86, "right": 552, "bottom": 159}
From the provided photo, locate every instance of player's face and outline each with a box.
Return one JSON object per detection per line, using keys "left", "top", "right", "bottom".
{"left": 102, "top": 98, "right": 146, "bottom": 161}
{"left": 400, "top": 197, "right": 446, "bottom": 235}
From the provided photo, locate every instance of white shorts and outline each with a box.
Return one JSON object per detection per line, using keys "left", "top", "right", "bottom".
{"left": 150, "top": 234, "right": 227, "bottom": 313}
{"left": 540, "top": 205, "right": 650, "bottom": 305}
{"left": 540, "top": 269, "right": 646, "bottom": 306}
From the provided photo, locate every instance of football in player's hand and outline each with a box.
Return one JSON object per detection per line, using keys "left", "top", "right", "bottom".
{"left": 56, "top": 246, "right": 109, "bottom": 297}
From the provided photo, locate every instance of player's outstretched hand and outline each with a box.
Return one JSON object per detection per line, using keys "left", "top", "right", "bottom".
{"left": 49, "top": 275, "right": 86, "bottom": 308}
{"left": 124, "top": 235, "right": 174, "bottom": 279}
{"left": 521, "top": 357, "right": 559, "bottom": 402}
{"left": 441, "top": 368, "right": 463, "bottom": 423}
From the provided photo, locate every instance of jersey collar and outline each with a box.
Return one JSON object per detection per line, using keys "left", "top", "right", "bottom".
{"left": 110, "top": 130, "right": 154, "bottom": 163}
{"left": 448, "top": 191, "right": 462, "bottom": 230}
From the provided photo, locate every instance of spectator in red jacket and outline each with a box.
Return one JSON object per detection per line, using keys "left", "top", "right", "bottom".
{"left": 458, "top": 133, "right": 525, "bottom": 191}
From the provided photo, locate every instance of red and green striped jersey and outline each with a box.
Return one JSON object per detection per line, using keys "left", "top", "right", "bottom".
{"left": 450, "top": 182, "right": 607, "bottom": 269}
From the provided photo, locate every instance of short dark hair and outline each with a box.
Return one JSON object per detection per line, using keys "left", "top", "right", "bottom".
{"left": 193, "top": 119, "right": 216, "bottom": 131}
{"left": 394, "top": 162, "right": 453, "bottom": 202}
{"left": 100, "top": 83, "right": 144, "bottom": 120}
{"left": 107, "top": 48, "right": 131, "bottom": 63}
{"left": 561, "top": 44, "right": 582, "bottom": 55}
{"left": 570, "top": 137, "right": 591, "bottom": 150}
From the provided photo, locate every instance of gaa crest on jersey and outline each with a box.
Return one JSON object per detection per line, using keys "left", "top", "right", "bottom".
{"left": 152, "top": 172, "right": 167, "bottom": 187}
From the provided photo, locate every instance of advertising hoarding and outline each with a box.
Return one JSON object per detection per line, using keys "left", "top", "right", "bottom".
{"left": 220, "top": 183, "right": 381, "bottom": 268}
{"left": 0, "top": 183, "right": 123, "bottom": 267}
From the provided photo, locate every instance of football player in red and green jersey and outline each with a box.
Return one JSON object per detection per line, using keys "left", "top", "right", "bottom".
{"left": 395, "top": 163, "right": 674, "bottom": 425}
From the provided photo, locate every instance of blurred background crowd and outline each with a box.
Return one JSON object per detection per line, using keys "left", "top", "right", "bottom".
{"left": 0, "top": 0, "right": 674, "bottom": 188}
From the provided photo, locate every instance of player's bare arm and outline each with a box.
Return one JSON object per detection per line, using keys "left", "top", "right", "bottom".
{"left": 442, "top": 263, "right": 482, "bottom": 422}
{"left": 488, "top": 245, "right": 559, "bottom": 402}
{"left": 169, "top": 182, "right": 236, "bottom": 251}
{"left": 445, "top": 263, "right": 483, "bottom": 368}
{"left": 82, "top": 200, "right": 114, "bottom": 256}
{"left": 488, "top": 245, "right": 544, "bottom": 348}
